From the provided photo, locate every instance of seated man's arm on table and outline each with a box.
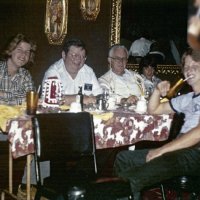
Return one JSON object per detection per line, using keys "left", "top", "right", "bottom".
{"left": 120, "top": 71, "right": 146, "bottom": 105}
{"left": 63, "top": 94, "right": 96, "bottom": 105}
{"left": 146, "top": 124, "right": 200, "bottom": 162}
{"left": 63, "top": 70, "right": 101, "bottom": 105}
{"left": 43, "top": 69, "right": 97, "bottom": 106}
{"left": 120, "top": 95, "right": 139, "bottom": 105}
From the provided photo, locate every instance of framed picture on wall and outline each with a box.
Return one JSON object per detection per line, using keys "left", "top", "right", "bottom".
{"left": 80, "top": 0, "right": 101, "bottom": 21}
{"left": 45, "top": 0, "right": 68, "bottom": 45}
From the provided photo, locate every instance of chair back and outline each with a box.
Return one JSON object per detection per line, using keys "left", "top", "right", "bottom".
{"left": 32, "top": 112, "right": 97, "bottom": 184}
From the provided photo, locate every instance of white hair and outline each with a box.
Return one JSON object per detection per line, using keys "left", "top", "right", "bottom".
{"left": 108, "top": 44, "right": 129, "bottom": 58}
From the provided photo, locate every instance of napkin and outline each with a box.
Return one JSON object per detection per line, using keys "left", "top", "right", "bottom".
{"left": 0, "top": 105, "right": 25, "bottom": 132}
{"left": 92, "top": 112, "right": 114, "bottom": 121}
{"left": 59, "top": 104, "right": 70, "bottom": 111}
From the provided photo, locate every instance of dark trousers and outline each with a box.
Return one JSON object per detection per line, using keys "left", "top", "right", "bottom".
{"left": 114, "top": 148, "right": 200, "bottom": 194}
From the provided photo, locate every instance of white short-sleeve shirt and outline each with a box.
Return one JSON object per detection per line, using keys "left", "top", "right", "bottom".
{"left": 43, "top": 59, "right": 102, "bottom": 96}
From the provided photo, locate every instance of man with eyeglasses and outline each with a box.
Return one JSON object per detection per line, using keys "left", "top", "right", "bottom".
{"left": 19, "top": 38, "right": 103, "bottom": 195}
{"left": 98, "top": 44, "right": 145, "bottom": 105}
{"left": 42, "top": 38, "right": 102, "bottom": 105}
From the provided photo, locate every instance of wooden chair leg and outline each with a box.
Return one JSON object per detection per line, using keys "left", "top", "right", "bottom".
{"left": 1, "top": 191, "right": 5, "bottom": 200}
{"left": 160, "top": 184, "right": 167, "bottom": 200}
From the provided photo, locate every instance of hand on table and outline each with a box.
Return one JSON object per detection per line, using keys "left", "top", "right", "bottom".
{"left": 83, "top": 95, "right": 96, "bottom": 105}
{"left": 146, "top": 148, "right": 163, "bottom": 162}
{"left": 120, "top": 95, "right": 138, "bottom": 105}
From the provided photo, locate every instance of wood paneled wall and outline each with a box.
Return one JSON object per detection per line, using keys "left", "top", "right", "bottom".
{"left": 0, "top": 0, "right": 112, "bottom": 88}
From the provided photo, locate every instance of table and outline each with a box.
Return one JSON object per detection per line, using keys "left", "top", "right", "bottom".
{"left": 94, "top": 111, "right": 172, "bottom": 150}
{"left": 1, "top": 110, "right": 173, "bottom": 200}
{"left": 7, "top": 110, "right": 173, "bottom": 158}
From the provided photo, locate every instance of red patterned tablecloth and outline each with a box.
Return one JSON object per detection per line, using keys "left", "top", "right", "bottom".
{"left": 6, "top": 111, "right": 173, "bottom": 159}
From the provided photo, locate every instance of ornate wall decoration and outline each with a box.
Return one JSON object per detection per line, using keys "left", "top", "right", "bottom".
{"left": 80, "top": 0, "right": 101, "bottom": 21}
{"left": 110, "top": 0, "right": 121, "bottom": 46}
{"left": 45, "top": 0, "right": 68, "bottom": 45}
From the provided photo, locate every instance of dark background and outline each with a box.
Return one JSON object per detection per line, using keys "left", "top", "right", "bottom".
{"left": 0, "top": 0, "right": 112, "bottom": 88}
{"left": 121, "top": 0, "right": 189, "bottom": 58}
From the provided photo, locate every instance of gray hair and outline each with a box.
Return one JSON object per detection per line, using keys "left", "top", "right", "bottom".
{"left": 108, "top": 44, "right": 129, "bottom": 58}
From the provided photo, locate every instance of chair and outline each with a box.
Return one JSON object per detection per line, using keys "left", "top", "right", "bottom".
{"left": 32, "top": 112, "right": 132, "bottom": 200}
{"left": 160, "top": 175, "right": 200, "bottom": 200}
{"left": 32, "top": 112, "right": 97, "bottom": 199}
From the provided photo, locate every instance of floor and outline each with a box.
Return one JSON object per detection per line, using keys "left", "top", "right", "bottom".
{"left": 1, "top": 141, "right": 199, "bottom": 200}
{"left": 0, "top": 141, "right": 27, "bottom": 199}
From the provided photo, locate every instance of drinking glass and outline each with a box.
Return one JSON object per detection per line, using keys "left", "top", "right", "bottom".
{"left": 26, "top": 91, "right": 39, "bottom": 115}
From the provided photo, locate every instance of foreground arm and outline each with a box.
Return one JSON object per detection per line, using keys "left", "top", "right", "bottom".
{"left": 146, "top": 124, "right": 200, "bottom": 162}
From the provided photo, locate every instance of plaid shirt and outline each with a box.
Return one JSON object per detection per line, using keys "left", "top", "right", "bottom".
{"left": 0, "top": 61, "right": 35, "bottom": 105}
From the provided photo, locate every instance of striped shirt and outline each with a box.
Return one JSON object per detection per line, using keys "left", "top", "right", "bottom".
{"left": 0, "top": 61, "right": 34, "bottom": 105}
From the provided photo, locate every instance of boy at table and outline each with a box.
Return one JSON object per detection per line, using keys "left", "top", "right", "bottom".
{"left": 114, "top": 48, "right": 200, "bottom": 199}
{"left": 98, "top": 44, "right": 145, "bottom": 105}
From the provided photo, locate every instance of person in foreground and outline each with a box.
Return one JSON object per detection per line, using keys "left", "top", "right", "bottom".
{"left": 0, "top": 33, "right": 36, "bottom": 141}
{"left": 42, "top": 38, "right": 102, "bottom": 105}
{"left": 114, "top": 48, "right": 200, "bottom": 199}
{"left": 98, "top": 44, "right": 145, "bottom": 105}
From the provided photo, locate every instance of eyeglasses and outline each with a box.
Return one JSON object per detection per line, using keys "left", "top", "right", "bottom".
{"left": 109, "top": 57, "right": 128, "bottom": 64}
{"left": 69, "top": 51, "right": 86, "bottom": 60}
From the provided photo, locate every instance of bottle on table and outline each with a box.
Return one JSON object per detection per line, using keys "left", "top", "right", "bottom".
{"left": 77, "top": 86, "right": 83, "bottom": 111}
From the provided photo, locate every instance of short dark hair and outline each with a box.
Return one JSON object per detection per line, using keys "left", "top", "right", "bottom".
{"left": 62, "top": 38, "right": 87, "bottom": 55}
{"left": 181, "top": 48, "right": 200, "bottom": 71}
{"left": 139, "top": 55, "right": 157, "bottom": 74}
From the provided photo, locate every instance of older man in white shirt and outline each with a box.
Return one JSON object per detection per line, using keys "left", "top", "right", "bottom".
{"left": 99, "top": 44, "right": 145, "bottom": 105}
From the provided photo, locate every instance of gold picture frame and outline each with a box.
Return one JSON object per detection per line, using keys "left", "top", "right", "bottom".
{"left": 45, "top": 0, "right": 68, "bottom": 45}
{"left": 80, "top": 0, "right": 101, "bottom": 21}
{"left": 110, "top": 0, "right": 121, "bottom": 46}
